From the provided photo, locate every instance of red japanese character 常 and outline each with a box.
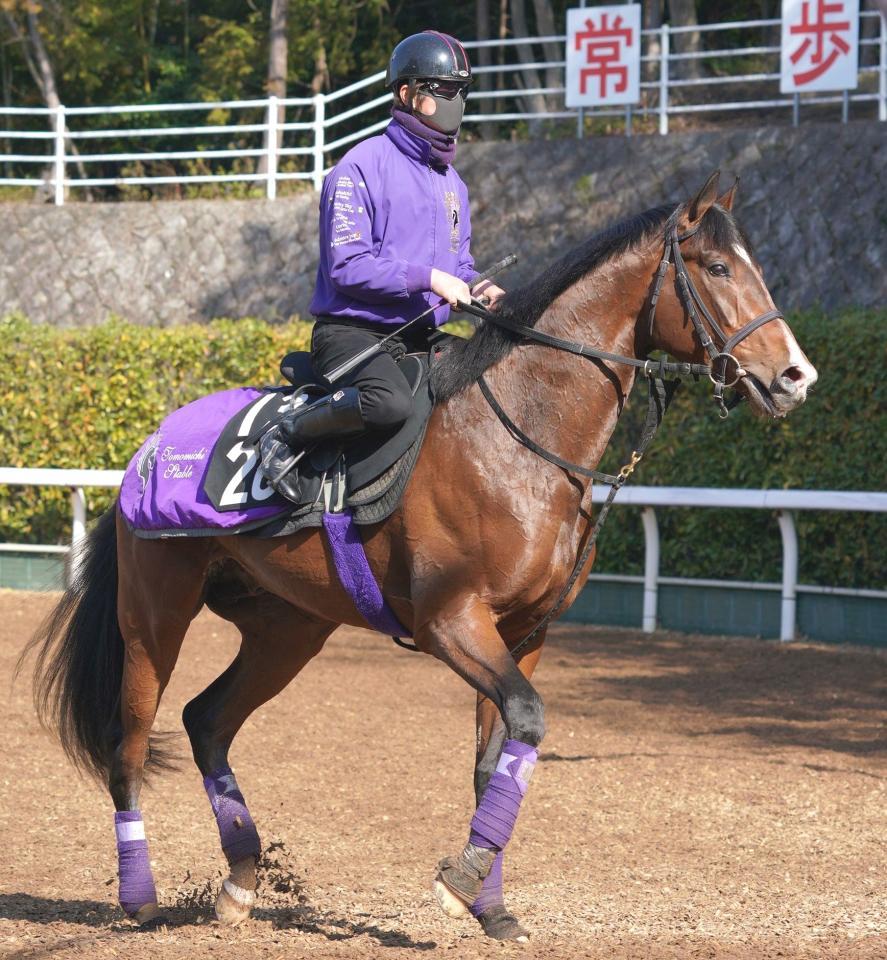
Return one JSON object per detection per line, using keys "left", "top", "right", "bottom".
{"left": 574, "top": 12, "right": 634, "bottom": 98}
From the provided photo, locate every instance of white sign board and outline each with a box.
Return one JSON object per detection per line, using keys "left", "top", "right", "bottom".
{"left": 780, "top": 0, "right": 859, "bottom": 93}
{"left": 566, "top": 5, "right": 641, "bottom": 108}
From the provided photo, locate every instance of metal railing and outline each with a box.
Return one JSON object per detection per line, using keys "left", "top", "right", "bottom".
{"left": 1, "top": 12, "right": 884, "bottom": 202}
{"left": 1, "top": 467, "right": 884, "bottom": 642}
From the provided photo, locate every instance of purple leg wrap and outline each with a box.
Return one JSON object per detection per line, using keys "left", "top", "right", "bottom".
{"left": 470, "top": 850, "right": 504, "bottom": 917}
{"left": 114, "top": 811, "right": 157, "bottom": 915}
{"left": 203, "top": 766, "right": 261, "bottom": 865}
{"left": 469, "top": 739, "right": 538, "bottom": 851}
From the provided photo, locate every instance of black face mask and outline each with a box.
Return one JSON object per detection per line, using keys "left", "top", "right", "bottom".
{"left": 418, "top": 91, "right": 466, "bottom": 136}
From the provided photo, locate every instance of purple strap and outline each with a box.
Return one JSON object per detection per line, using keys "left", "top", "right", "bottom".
{"left": 469, "top": 739, "right": 538, "bottom": 851}
{"left": 114, "top": 811, "right": 157, "bottom": 915}
{"left": 203, "top": 766, "right": 262, "bottom": 865}
{"left": 323, "top": 510, "right": 410, "bottom": 637}
{"left": 470, "top": 850, "right": 504, "bottom": 917}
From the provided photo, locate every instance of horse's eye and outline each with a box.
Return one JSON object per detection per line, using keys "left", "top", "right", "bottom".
{"left": 708, "top": 263, "right": 728, "bottom": 277}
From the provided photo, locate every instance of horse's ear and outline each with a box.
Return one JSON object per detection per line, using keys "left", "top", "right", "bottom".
{"left": 717, "top": 177, "right": 739, "bottom": 212}
{"left": 687, "top": 170, "right": 720, "bottom": 224}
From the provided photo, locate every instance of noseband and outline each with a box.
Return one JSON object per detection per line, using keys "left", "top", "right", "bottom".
{"left": 647, "top": 224, "right": 784, "bottom": 417}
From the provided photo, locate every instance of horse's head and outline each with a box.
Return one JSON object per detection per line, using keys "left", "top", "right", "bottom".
{"left": 649, "top": 171, "right": 817, "bottom": 418}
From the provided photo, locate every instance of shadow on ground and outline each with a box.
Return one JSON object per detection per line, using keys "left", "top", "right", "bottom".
{"left": 545, "top": 625, "right": 887, "bottom": 758}
{"left": 0, "top": 893, "right": 437, "bottom": 951}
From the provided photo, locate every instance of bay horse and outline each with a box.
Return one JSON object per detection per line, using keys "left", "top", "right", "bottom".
{"left": 26, "top": 172, "right": 817, "bottom": 942}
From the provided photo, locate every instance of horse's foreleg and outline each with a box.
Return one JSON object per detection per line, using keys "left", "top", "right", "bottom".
{"left": 416, "top": 599, "right": 545, "bottom": 926}
{"left": 471, "top": 638, "right": 545, "bottom": 941}
{"left": 183, "top": 593, "right": 333, "bottom": 925}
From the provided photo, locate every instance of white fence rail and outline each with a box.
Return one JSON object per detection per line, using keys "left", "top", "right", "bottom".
{"left": 1, "top": 467, "right": 884, "bottom": 642}
{"left": 1, "top": 12, "right": 884, "bottom": 202}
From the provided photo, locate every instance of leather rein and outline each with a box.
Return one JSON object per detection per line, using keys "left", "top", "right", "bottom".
{"left": 458, "top": 221, "right": 785, "bottom": 658}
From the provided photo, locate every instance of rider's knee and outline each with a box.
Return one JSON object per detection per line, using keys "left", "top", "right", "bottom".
{"left": 503, "top": 691, "right": 545, "bottom": 746}
{"left": 362, "top": 384, "right": 413, "bottom": 429}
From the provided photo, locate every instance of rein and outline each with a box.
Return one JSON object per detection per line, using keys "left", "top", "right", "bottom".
{"left": 462, "top": 221, "right": 786, "bottom": 658}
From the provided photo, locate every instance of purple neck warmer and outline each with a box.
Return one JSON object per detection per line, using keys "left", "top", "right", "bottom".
{"left": 390, "top": 105, "right": 456, "bottom": 167}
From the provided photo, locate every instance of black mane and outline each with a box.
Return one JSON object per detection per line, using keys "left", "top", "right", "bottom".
{"left": 431, "top": 200, "right": 755, "bottom": 403}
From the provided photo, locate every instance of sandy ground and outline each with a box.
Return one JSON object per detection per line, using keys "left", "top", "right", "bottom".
{"left": 1, "top": 589, "right": 884, "bottom": 960}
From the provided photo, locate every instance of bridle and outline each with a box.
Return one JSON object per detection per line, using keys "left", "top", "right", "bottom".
{"left": 648, "top": 222, "right": 784, "bottom": 417}
{"left": 465, "top": 219, "right": 786, "bottom": 420}
{"left": 452, "top": 216, "right": 787, "bottom": 658}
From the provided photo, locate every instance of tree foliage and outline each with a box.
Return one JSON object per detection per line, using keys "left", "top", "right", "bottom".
{"left": 0, "top": 2, "right": 817, "bottom": 112}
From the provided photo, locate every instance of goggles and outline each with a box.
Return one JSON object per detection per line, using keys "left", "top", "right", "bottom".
{"left": 418, "top": 79, "right": 470, "bottom": 101}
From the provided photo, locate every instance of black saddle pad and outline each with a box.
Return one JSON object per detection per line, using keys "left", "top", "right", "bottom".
{"left": 202, "top": 352, "right": 432, "bottom": 516}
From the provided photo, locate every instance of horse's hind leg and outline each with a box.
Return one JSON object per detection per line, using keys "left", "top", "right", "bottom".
{"left": 471, "top": 638, "right": 545, "bottom": 942}
{"left": 111, "top": 526, "right": 210, "bottom": 924}
{"left": 183, "top": 589, "right": 333, "bottom": 925}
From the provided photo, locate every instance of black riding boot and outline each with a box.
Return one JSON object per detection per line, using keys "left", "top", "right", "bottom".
{"left": 259, "top": 387, "right": 366, "bottom": 495}
{"left": 280, "top": 387, "right": 365, "bottom": 446}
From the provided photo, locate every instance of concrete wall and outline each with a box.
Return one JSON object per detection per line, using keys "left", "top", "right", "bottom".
{"left": 1, "top": 121, "right": 883, "bottom": 327}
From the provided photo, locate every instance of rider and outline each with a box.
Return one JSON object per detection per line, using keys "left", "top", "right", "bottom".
{"left": 267, "top": 31, "right": 504, "bottom": 471}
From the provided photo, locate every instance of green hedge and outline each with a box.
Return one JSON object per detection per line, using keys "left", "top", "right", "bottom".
{"left": 0, "top": 315, "right": 311, "bottom": 546}
{"left": 1, "top": 309, "right": 883, "bottom": 590}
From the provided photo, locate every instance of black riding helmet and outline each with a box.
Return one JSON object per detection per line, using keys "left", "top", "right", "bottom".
{"left": 386, "top": 31, "right": 472, "bottom": 90}
{"left": 388, "top": 32, "right": 472, "bottom": 136}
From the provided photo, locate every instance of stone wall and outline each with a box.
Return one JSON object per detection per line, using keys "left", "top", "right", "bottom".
{"left": 0, "top": 121, "right": 883, "bottom": 327}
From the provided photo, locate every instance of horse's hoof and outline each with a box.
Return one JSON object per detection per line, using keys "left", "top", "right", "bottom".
{"left": 432, "top": 845, "right": 497, "bottom": 920}
{"left": 215, "top": 878, "right": 256, "bottom": 926}
{"left": 432, "top": 875, "right": 470, "bottom": 919}
{"left": 476, "top": 906, "right": 530, "bottom": 942}
{"left": 132, "top": 902, "right": 165, "bottom": 927}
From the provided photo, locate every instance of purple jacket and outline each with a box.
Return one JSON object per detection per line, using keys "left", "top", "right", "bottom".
{"left": 309, "top": 119, "right": 476, "bottom": 328}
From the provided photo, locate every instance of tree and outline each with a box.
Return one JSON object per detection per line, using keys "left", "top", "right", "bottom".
{"left": 508, "top": 0, "right": 547, "bottom": 120}
{"left": 530, "top": 0, "right": 562, "bottom": 110}
{"left": 668, "top": 0, "right": 702, "bottom": 80}
{"left": 258, "top": 0, "right": 287, "bottom": 176}
{"left": 644, "top": 0, "right": 663, "bottom": 83}
{"left": 1, "top": 1, "right": 90, "bottom": 197}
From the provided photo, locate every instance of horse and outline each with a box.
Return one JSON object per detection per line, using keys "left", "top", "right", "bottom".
{"left": 25, "top": 172, "right": 817, "bottom": 942}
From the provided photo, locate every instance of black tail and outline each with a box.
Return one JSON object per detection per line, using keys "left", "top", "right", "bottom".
{"left": 19, "top": 506, "right": 173, "bottom": 780}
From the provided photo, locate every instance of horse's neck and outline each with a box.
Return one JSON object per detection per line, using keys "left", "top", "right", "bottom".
{"left": 485, "top": 246, "right": 653, "bottom": 477}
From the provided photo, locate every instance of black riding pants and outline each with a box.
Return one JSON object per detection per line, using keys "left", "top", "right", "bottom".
{"left": 310, "top": 319, "right": 432, "bottom": 431}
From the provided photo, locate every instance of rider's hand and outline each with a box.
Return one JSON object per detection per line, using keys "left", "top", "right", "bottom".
{"left": 472, "top": 280, "right": 506, "bottom": 309}
{"left": 430, "top": 269, "right": 472, "bottom": 310}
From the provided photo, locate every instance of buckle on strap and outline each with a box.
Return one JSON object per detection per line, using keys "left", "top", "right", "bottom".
{"left": 617, "top": 451, "right": 643, "bottom": 484}
{"left": 708, "top": 352, "right": 746, "bottom": 389}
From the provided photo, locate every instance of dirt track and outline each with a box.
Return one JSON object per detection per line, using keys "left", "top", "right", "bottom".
{"left": 2, "top": 590, "right": 885, "bottom": 959}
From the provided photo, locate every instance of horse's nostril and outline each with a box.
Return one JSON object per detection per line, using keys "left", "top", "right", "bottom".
{"left": 781, "top": 365, "right": 806, "bottom": 385}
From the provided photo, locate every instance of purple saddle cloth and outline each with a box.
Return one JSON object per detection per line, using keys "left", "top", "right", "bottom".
{"left": 119, "top": 388, "right": 291, "bottom": 537}
{"left": 118, "top": 386, "right": 411, "bottom": 639}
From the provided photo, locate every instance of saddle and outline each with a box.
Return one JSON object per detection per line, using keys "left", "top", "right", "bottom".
{"left": 201, "top": 349, "right": 434, "bottom": 536}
